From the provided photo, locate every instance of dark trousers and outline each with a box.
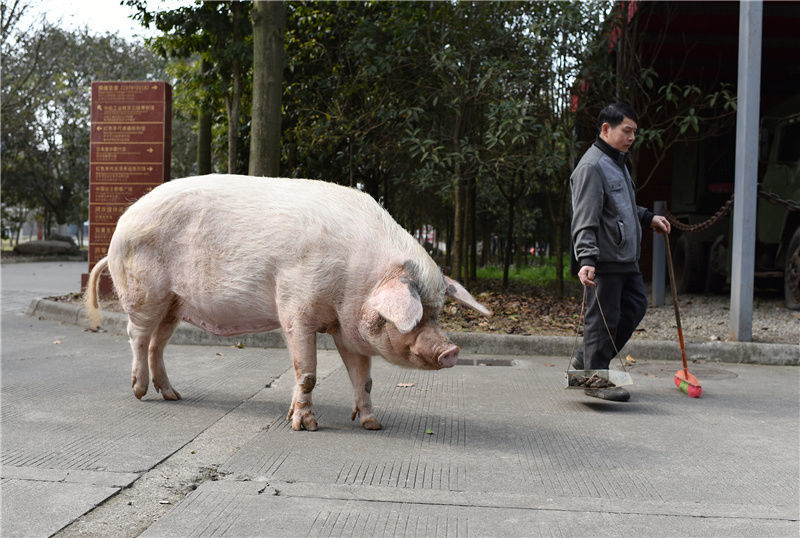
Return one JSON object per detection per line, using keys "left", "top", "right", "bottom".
{"left": 574, "top": 271, "right": 648, "bottom": 370}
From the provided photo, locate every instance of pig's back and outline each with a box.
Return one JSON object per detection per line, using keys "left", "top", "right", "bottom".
{"left": 116, "top": 174, "right": 395, "bottom": 255}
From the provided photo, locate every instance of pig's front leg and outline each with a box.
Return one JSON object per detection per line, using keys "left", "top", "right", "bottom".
{"left": 284, "top": 330, "right": 319, "bottom": 431}
{"left": 334, "top": 338, "right": 381, "bottom": 430}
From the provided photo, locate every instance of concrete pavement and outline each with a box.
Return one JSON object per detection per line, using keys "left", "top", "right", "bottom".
{"left": 2, "top": 262, "right": 799, "bottom": 536}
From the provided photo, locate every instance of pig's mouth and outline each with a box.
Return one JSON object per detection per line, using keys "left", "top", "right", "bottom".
{"left": 437, "top": 345, "right": 460, "bottom": 368}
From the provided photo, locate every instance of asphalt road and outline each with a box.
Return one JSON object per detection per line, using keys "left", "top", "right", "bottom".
{"left": 2, "top": 261, "right": 798, "bottom": 537}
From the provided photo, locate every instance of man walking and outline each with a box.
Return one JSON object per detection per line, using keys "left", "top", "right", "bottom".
{"left": 570, "top": 102, "right": 670, "bottom": 402}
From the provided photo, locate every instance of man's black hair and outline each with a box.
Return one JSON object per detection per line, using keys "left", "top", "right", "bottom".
{"left": 597, "top": 103, "right": 638, "bottom": 133}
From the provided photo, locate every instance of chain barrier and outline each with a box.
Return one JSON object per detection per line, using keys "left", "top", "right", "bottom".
{"left": 662, "top": 185, "right": 799, "bottom": 234}
{"left": 758, "top": 187, "right": 800, "bottom": 212}
{"left": 663, "top": 195, "right": 734, "bottom": 233}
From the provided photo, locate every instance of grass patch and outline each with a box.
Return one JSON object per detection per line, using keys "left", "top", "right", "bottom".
{"left": 477, "top": 257, "right": 574, "bottom": 286}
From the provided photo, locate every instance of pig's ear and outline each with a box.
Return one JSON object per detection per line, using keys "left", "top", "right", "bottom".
{"left": 367, "top": 277, "right": 423, "bottom": 334}
{"left": 444, "top": 276, "right": 493, "bottom": 316}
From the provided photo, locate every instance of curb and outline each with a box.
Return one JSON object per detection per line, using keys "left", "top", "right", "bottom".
{"left": 1, "top": 254, "right": 87, "bottom": 264}
{"left": 27, "top": 298, "right": 799, "bottom": 366}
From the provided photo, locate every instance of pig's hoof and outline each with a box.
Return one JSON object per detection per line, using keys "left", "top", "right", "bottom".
{"left": 361, "top": 416, "right": 382, "bottom": 430}
{"left": 161, "top": 387, "right": 181, "bottom": 401}
{"left": 352, "top": 408, "right": 381, "bottom": 430}
{"left": 291, "top": 411, "right": 318, "bottom": 431}
{"left": 132, "top": 378, "right": 148, "bottom": 399}
{"left": 154, "top": 380, "right": 181, "bottom": 400}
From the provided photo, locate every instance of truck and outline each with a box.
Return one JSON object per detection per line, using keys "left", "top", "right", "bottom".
{"left": 668, "top": 97, "right": 800, "bottom": 310}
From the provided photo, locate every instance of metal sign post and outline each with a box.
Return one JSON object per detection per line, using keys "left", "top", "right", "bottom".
{"left": 729, "top": 1, "right": 762, "bottom": 341}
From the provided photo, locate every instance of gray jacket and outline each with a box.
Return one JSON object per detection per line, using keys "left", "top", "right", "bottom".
{"left": 570, "top": 140, "right": 653, "bottom": 272}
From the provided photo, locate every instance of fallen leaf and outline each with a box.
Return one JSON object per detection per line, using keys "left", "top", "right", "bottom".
{"left": 545, "top": 363, "right": 555, "bottom": 367}
{"left": 53, "top": 340, "right": 62, "bottom": 345}
{"left": 625, "top": 355, "right": 637, "bottom": 363}
{"left": 425, "top": 428, "right": 435, "bottom": 435}
{"left": 232, "top": 343, "right": 244, "bottom": 349}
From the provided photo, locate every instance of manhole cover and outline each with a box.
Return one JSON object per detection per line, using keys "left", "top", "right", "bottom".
{"left": 629, "top": 363, "right": 738, "bottom": 380}
{"left": 456, "top": 358, "right": 514, "bottom": 367}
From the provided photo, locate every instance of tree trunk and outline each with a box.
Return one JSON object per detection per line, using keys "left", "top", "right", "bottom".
{"left": 468, "top": 173, "right": 477, "bottom": 282}
{"left": 225, "top": 79, "right": 240, "bottom": 173}
{"left": 445, "top": 208, "right": 452, "bottom": 269}
{"left": 548, "top": 194, "right": 567, "bottom": 297}
{"left": 287, "top": 133, "right": 297, "bottom": 173}
{"left": 555, "top": 219, "right": 565, "bottom": 295}
{"left": 197, "top": 60, "right": 212, "bottom": 174}
{"left": 480, "top": 227, "right": 489, "bottom": 267}
{"left": 450, "top": 93, "right": 470, "bottom": 281}
{"left": 382, "top": 174, "right": 390, "bottom": 216}
{"left": 514, "top": 202, "right": 525, "bottom": 272}
{"left": 249, "top": 0, "right": 286, "bottom": 177}
{"left": 502, "top": 198, "right": 515, "bottom": 289}
{"left": 451, "top": 175, "right": 464, "bottom": 281}
{"left": 197, "top": 111, "right": 212, "bottom": 174}
{"left": 461, "top": 174, "right": 472, "bottom": 282}
{"left": 44, "top": 211, "right": 52, "bottom": 239}
{"left": 225, "top": 2, "right": 244, "bottom": 174}
{"left": 348, "top": 137, "right": 353, "bottom": 187}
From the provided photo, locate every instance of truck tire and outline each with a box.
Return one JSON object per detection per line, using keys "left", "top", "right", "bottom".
{"left": 673, "top": 233, "right": 707, "bottom": 294}
{"left": 784, "top": 227, "right": 800, "bottom": 310}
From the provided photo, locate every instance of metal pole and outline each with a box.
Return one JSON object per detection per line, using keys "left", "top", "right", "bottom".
{"left": 652, "top": 201, "right": 666, "bottom": 307}
{"left": 729, "top": 0, "right": 762, "bottom": 342}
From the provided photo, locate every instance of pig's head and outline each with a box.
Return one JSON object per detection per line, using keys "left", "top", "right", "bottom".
{"left": 359, "top": 264, "right": 491, "bottom": 370}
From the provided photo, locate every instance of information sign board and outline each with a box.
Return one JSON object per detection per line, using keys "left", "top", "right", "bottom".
{"left": 82, "top": 81, "right": 171, "bottom": 294}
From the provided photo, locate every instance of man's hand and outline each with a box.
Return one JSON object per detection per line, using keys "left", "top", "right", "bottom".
{"left": 651, "top": 215, "right": 670, "bottom": 234}
{"left": 578, "top": 265, "right": 596, "bottom": 287}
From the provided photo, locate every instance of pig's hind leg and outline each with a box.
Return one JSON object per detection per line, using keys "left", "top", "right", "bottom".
{"left": 334, "top": 339, "right": 381, "bottom": 430}
{"left": 147, "top": 300, "right": 182, "bottom": 400}
{"left": 128, "top": 318, "right": 152, "bottom": 399}
{"left": 126, "top": 298, "right": 178, "bottom": 400}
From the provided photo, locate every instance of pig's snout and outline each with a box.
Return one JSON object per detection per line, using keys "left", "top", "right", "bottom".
{"left": 437, "top": 345, "right": 460, "bottom": 368}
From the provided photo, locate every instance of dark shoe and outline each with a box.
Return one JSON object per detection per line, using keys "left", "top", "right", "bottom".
{"left": 569, "top": 355, "right": 584, "bottom": 371}
{"left": 584, "top": 387, "right": 630, "bottom": 402}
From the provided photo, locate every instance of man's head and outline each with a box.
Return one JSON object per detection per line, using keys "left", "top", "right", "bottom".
{"left": 598, "top": 102, "right": 638, "bottom": 153}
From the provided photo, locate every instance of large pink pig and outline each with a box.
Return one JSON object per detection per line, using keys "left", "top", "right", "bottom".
{"left": 85, "top": 175, "right": 491, "bottom": 431}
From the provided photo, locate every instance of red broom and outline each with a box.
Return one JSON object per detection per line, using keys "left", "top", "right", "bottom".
{"left": 664, "top": 234, "right": 703, "bottom": 398}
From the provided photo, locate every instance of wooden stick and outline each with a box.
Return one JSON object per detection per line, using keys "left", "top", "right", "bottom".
{"left": 664, "top": 234, "right": 690, "bottom": 378}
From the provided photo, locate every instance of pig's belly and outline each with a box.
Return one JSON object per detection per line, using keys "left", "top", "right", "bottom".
{"left": 176, "top": 302, "right": 282, "bottom": 336}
